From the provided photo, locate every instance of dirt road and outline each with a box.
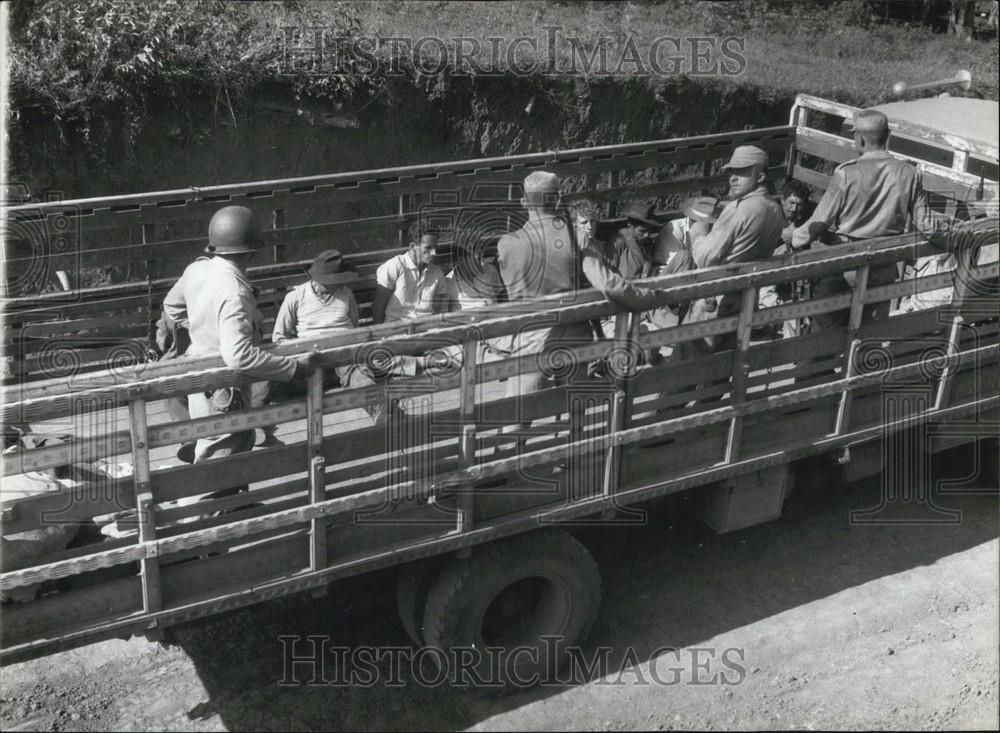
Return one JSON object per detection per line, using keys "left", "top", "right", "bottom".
{"left": 2, "top": 448, "right": 997, "bottom": 731}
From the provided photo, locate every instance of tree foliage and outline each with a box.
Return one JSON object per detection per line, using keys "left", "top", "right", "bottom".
{"left": 8, "top": 0, "right": 363, "bottom": 126}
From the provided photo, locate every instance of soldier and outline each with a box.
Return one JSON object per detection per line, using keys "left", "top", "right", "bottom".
{"left": 790, "top": 109, "right": 938, "bottom": 330}
{"left": 686, "top": 145, "right": 785, "bottom": 354}
{"left": 162, "top": 206, "right": 316, "bottom": 471}
{"left": 497, "top": 170, "right": 592, "bottom": 396}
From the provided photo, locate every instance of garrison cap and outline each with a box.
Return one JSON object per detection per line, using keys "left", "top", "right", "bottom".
{"left": 523, "top": 170, "right": 561, "bottom": 193}
{"left": 722, "top": 145, "right": 769, "bottom": 171}
{"left": 850, "top": 109, "right": 890, "bottom": 133}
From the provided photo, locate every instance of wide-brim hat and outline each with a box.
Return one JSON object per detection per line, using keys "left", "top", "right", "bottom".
{"left": 307, "top": 249, "right": 356, "bottom": 285}
{"left": 680, "top": 195, "right": 723, "bottom": 223}
{"left": 622, "top": 202, "right": 662, "bottom": 229}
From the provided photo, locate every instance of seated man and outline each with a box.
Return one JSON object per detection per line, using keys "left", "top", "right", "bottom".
{"left": 656, "top": 194, "right": 723, "bottom": 276}
{"left": 445, "top": 235, "right": 509, "bottom": 363}
{"left": 606, "top": 202, "right": 664, "bottom": 280}
{"left": 366, "top": 224, "right": 451, "bottom": 416}
{"left": 271, "top": 249, "right": 361, "bottom": 394}
{"left": 374, "top": 222, "right": 451, "bottom": 325}
{"left": 757, "top": 179, "right": 815, "bottom": 339}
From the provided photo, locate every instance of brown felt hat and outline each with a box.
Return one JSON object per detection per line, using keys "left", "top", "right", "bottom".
{"left": 622, "top": 202, "right": 662, "bottom": 229}
{"left": 307, "top": 249, "right": 356, "bottom": 285}
{"left": 681, "top": 195, "right": 723, "bottom": 223}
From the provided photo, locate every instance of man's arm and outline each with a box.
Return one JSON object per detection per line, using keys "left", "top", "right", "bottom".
{"left": 372, "top": 286, "right": 392, "bottom": 324}
{"left": 218, "top": 292, "right": 298, "bottom": 382}
{"left": 161, "top": 274, "right": 189, "bottom": 330}
{"left": 347, "top": 289, "right": 360, "bottom": 327}
{"left": 791, "top": 170, "right": 845, "bottom": 249}
{"left": 372, "top": 260, "right": 395, "bottom": 324}
{"left": 581, "top": 247, "right": 662, "bottom": 312}
{"left": 689, "top": 217, "right": 736, "bottom": 269}
{"left": 271, "top": 290, "right": 298, "bottom": 344}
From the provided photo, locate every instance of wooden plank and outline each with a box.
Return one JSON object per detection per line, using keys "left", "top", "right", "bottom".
{"left": 4, "top": 231, "right": 960, "bottom": 408}
{"left": 833, "top": 265, "right": 871, "bottom": 440}
{"left": 307, "top": 367, "right": 327, "bottom": 573}
{"left": 795, "top": 128, "right": 981, "bottom": 199}
{"left": 723, "top": 286, "right": 759, "bottom": 464}
{"left": 3, "top": 379, "right": 994, "bottom": 660}
{"left": 4, "top": 127, "right": 796, "bottom": 236}
{"left": 456, "top": 337, "right": 478, "bottom": 533}
{"left": 127, "top": 399, "right": 162, "bottom": 616}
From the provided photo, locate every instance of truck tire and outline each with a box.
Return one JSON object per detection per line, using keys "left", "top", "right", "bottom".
{"left": 421, "top": 529, "right": 601, "bottom": 689}
{"left": 983, "top": 437, "right": 999, "bottom": 486}
{"left": 396, "top": 557, "right": 443, "bottom": 646}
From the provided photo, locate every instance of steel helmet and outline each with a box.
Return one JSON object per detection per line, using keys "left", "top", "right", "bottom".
{"left": 205, "top": 205, "right": 261, "bottom": 254}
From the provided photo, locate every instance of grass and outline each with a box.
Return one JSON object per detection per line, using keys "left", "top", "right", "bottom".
{"left": 339, "top": 0, "right": 999, "bottom": 105}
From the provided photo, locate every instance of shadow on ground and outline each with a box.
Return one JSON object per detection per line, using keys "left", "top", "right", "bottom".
{"left": 168, "top": 443, "right": 998, "bottom": 731}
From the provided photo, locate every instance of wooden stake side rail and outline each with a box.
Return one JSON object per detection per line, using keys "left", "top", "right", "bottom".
{"left": 2, "top": 227, "right": 984, "bottom": 419}
{"left": 790, "top": 93, "right": 1000, "bottom": 164}
{"left": 1, "top": 127, "right": 795, "bottom": 286}
{"left": 1, "top": 390, "right": 995, "bottom": 666}
{"left": 1, "top": 213, "right": 996, "bottom": 664}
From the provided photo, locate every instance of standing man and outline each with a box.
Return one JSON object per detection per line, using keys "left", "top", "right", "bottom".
{"left": 685, "top": 145, "right": 785, "bottom": 353}
{"left": 497, "top": 171, "right": 592, "bottom": 396}
{"left": 163, "top": 206, "right": 315, "bottom": 469}
{"left": 790, "top": 109, "right": 938, "bottom": 330}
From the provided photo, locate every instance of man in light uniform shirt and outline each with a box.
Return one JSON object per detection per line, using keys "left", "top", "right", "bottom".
{"left": 162, "top": 206, "right": 315, "bottom": 469}
{"left": 685, "top": 145, "right": 785, "bottom": 354}
{"left": 790, "top": 108, "right": 938, "bottom": 330}
{"left": 497, "top": 171, "right": 592, "bottom": 396}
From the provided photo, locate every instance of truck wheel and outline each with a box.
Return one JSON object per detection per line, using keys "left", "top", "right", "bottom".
{"left": 421, "top": 529, "right": 601, "bottom": 689}
{"left": 983, "top": 438, "right": 999, "bottom": 486}
{"left": 396, "top": 557, "right": 443, "bottom": 646}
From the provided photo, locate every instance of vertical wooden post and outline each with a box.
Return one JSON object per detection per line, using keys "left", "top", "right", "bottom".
{"left": 607, "top": 170, "right": 620, "bottom": 219}
{"left": 398, "top": 194, "right": 406, "bottom": 248}
{"left": 128, "top": 399, "right": 162, "bottom": 617}
{"left": 601, "top": 311, "right": 634, "bottom": 499}
{"left": 723, "top": 286, "right": 758, "bottom": 464}
{"left": 934, "top": 249, "right": 975, "bottom": 411}
{"left": 457, "top": 337, "right": 478, "bottom": 533}
{"left": 307, "top": 366, "right": 327, "bottom": 572}
{"left": 272, "top": 209, "right": 285, "bottom": 265}
{"left": 834, "top": 264, "right": 871, "bottom": 439}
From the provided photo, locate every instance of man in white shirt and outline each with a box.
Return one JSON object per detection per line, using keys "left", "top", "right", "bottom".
{"left": 373, "top": 225, "right": 451, "bottom": 324}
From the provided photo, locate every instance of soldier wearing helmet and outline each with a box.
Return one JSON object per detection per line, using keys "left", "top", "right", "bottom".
{"left": 162, "top": 206, "right": 316, "bottom": 468}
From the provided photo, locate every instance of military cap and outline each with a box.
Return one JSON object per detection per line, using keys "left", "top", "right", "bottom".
{"left": 722, "top": 145, "right": 769, "bottom": 171}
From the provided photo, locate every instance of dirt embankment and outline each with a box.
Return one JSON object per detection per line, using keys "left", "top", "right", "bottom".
{"left": 10, "top": 75, "right": 791, "bottom": 201}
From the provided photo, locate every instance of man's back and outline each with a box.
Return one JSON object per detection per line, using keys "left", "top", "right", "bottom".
{"left": 815, "top": 151, "right": 927, "bottom": 240}
{"left": 163, "top": 256, "right": 293, "bottom": 381}
{"left": 498, "top": 213, "right": 579, "bottom": 301}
